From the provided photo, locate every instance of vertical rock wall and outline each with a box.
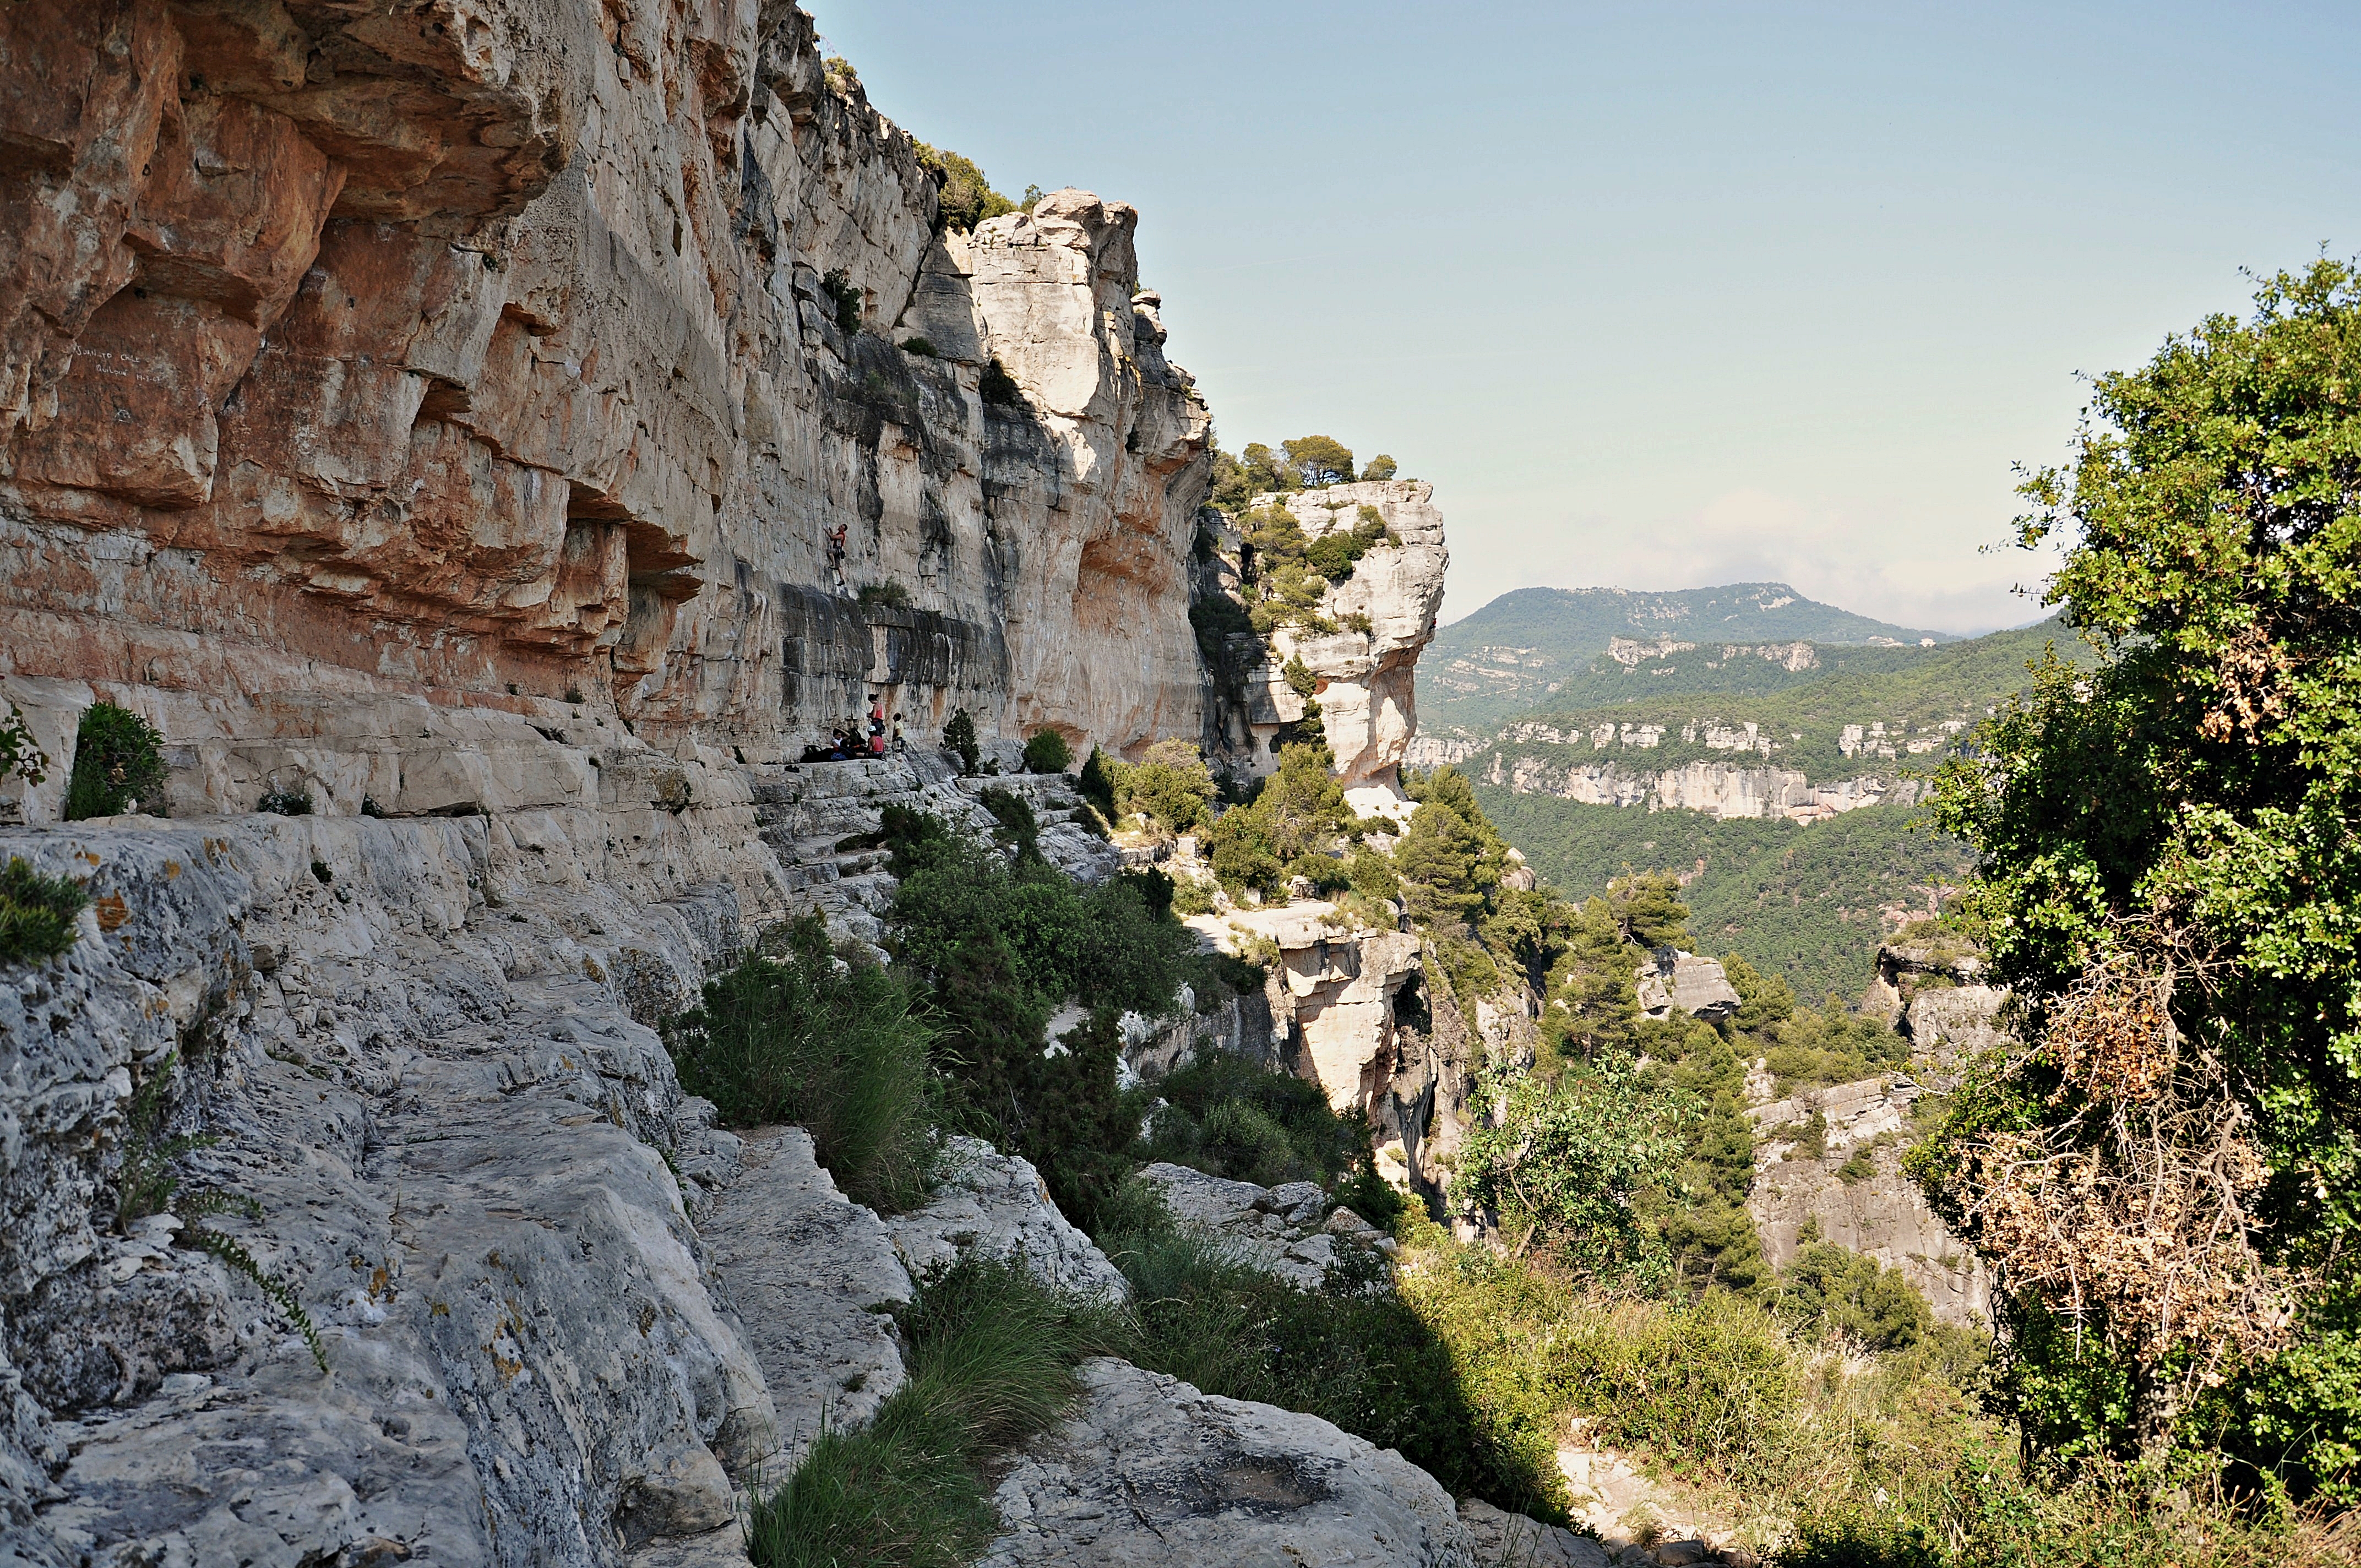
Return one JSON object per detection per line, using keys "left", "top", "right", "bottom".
{"left": 0, "top": 0, "right": 1211, "bottom": 810}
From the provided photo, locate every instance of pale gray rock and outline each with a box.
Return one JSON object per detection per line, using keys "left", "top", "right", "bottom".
{"left": 1138, "top": 1163, "right": 1390, "bottom": 1291}
{"left": 700, "top": 1128, "right": 911, "bottom": 1467}
{"left": 1635, "top": 949, "right": 1742, "bottom": 1022}
{"left": 1747, "top": 1077, "right": 1990, "bottom": 1327}
{"left": 978, "top": 1358, "right": 1475, "bottom": 1568}
{"left": 1458, "top": 1497, "right": 1611, "bottom": 1568}
{"left": 2, "top": 812, "right": 776, "bottom": 1567}
{"left": 885, "top": 1137, "right": 1128, "bottom": 1303}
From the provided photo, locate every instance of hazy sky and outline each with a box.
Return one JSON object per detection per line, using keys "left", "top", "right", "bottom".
{"left": 810, "top": 2, "right": 2361, "bottom": 633}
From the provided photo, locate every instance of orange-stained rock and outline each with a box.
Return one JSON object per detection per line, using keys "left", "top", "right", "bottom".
{"left": 0, "top": 0, "right": 1215, "bottom": 799}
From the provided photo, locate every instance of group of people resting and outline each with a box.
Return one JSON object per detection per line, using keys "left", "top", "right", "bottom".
{"left": 798, "top": 693, "right": 904, "bottom": 763}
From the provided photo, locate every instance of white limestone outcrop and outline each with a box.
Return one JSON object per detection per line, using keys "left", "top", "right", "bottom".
{"left": 1635, "top": 949, "right": 1743, "bottom": 1022}
{"left": 1137, "top": 1163, "right": 1394, "bottom": 1292}
{"left": 1485, "top": 750, "right": 1923, "bottom": 824}
{"left": 1211, "top": 481, "right": 1449, "bottom": 792}
{"left": 978, "top": 1358, "right": 1475, "bottom": 1568}
{"left": 886, "top": 1137, "right": 1131, "bottom": 1304}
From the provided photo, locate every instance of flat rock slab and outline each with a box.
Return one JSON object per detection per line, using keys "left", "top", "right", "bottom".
{"left": 1459, "top": 1497, "right": 1611, "bottom": 1567}
{"left": 885, "top": 1137, "right": 1129, "bottom": 1303}
{"left": 701, "top": 1128, "right": 912, "bottom": 1464}
{"left": 980, "top": 1357, "right": 1473, "bottom": 1567}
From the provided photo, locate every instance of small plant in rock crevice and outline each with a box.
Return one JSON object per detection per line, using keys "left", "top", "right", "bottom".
{"left": 258, "top": 784, "right": 314, "bottom": 816}
{"left": 117, "top": 1051, "right": 327, "bottom": 1372}
{"left": 746, "top": 1255, "right": 1118, "bottom": 1568}
{"left": 64, "top": 700, "right": 168, "bottom": 820}
{"left": 0, "top": 701, "right": 49, "bottom": 788}
{"left": 821, "top": 266, "right": 863, "bottom": 335}
{"left": 0, "top": 855, "right": 87, "bottom": 966}
{"left": 942, "top": 708, "right": 981, "bottom": 775}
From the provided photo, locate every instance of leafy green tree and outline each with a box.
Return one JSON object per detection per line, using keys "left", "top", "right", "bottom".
{"left": 1912, "top": 259, "right": 2361, "bottom": 1477}
{"left": 1239, "top": 443, "right": 1290, "bottom": 494}
{"left": 1776, "top": 1239, "right": 1933, "bottom": 1352}
{"left": 1395, "top": 769, "right": 1508, "bottom": 928}
{"left": 942, "top": 708, "right": 981, "bottom": 775}
{"left": 1282, "top": 435, "right": 1355, "bottom": 488}
{"left": 1360, "top": 454, "right": 1399, "bottom": 482}
{"left": 1454, "top": 1049, "right": 1685, "bottom": 1286}
{"left": 1118, "top": 740, "right": 1217, "bottom": 832}
{"left": 1021, "top": 727, "right": 1071, "bottom": 774}
{"left": 1607, "top": 871, "right": 1690, "bottom": 950}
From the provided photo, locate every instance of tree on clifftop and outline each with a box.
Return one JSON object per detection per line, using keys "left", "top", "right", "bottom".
{"left": 1282, "top": 435, "right": 1355, "bottom": 488}
{"left": 1910, "top": 258, "right": 2361, "bottom": 1491}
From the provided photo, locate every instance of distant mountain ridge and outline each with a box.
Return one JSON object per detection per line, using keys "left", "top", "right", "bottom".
{"left": 1422, "top": 582, "right": 1960, "bottom": 738}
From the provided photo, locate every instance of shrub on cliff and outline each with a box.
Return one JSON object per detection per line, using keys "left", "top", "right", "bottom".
{"left": 64, "top": 701, "right": 168, "bottom": 820}
{"left": 1360, "top": 454, "right": 1399, "bottom": 481}
{"left": 0, "top": 856, "right": 87, "bottom": 967}
{"left": 886, "top": 824, "right": 1195, "bottom": 1228}
{"left": 666, "top": 916, "right": 937, "bottom": 1213}
{"left": 1020, "top": 727, "right": 1071, "bottom": 774}
{"left": 1776, "top": 1235, "right": 1933, "bottom": 1353}
{"left": 912, "top": 141, "right": 1016, "bottom": 233}
{"left": 1111, "top": 740, "right": 1216, "bottom": 834}
{"left": 748, "top": 1254, "right": 1118, "bottom": 1568}
{"left": 1101, "top": 1190, "right": 1567, "bottom": 1520}
{"left": 1139, "top": 1049, "right": 1364, "bottom": 1189}
{"left": 940, "top": 708, "right": 981, "bottom": 774}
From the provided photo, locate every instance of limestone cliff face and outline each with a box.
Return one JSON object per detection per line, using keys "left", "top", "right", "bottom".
{"left": 1483, "top": 750, "right": 1923, "bottom": 823}
{"left": 0, "top": 0, "right": 1210, "bottom": 794}
{"left": 1201, "top": 481, "right": 1449, "bottom": 793}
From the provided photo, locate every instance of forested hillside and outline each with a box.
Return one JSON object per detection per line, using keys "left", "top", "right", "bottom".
{"left": 1477, "top": 790, "right": 1971, "bottom": 1000}
{"left": 1475, "top": 614, "right": 2088, "bottom": 780}
{"left": 1422, "top": 581, "right": 1956, "bottom": 736}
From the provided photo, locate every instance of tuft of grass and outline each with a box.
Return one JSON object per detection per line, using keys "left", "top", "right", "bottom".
{"left": 666, "top": 916, "right": 938, "bottom": 1213}
{"left": 0, "top": 856, "right": 87, "bottom": 966}
{"left": 1100, "top": 1188, "right": 1567, "bottom": 1521}
{"left": 258, "top": 786, "right": 313, "bottom": 816}
{"left": 118, "top": 1051, "right": 327, "bottom": 1371}
{"left": 747, "top": 1255, "right": 1117, "bottom": 1567}
{"left": 64, "top": 700, "right": 168, "bottom": 819}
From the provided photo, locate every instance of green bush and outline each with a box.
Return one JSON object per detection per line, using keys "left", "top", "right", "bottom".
{"left": 1141, "top": 1049, "right": 1363, "bottom": 1188}
{"left": 1102, "top": 1195, "right": 1566, "bottom": 1519}
{"left": 942, "top": 709, "right": 981, "bottom": 775}
{"left": 857, "top": 580, "right": 911, "bottom": 608}
{"left": 666, "top": 917, "right": 938, "bottom": 1213}
{"left": 821, "top": 267, "right": 862, "bottom": 334}
{"left": 1776, "top": 1239, "right": 1933, "bottom": 1352}
{"left": 1115, "top": 740, "right": 1217, "bottom": 834}
{"left": 0, "top": 856, "right": 87, "bottom": 966}
{"left": 1077, "top": 743, "right": 1117, "bottom": 820}
{"left": 886, "top": 826, "right": 1195, "bottom": 1230}
{"left": 912, "top": 141, "right": 1018, "bottom": 235}
{"left": 1021, "top": 728, "right": 1071, "bottom": 774}
{"left": 747, "top": 1255, "right": 1116, "bottom": 1568}
{"left": 977, "top": 786, "right": 1040, "bottom": 861}
{"left": 64, "top": 701, "right": 168, "bottom": 819}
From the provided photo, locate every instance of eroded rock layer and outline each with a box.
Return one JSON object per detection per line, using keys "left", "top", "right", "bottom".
{"left": 1, "top": 0, "right": 1211, "bottom": 783}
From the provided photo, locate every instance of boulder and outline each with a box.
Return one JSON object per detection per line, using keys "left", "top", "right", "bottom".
{"left": 1138, "top": 1163, "right": 1391, "bottom": 1292}
{"left": 978, "top": 1358, "right": 1475, "bottom": 1567}
{"left": 886, "top": 1137, "right": 1129, "bottom": 1304}
{"left": 1635, "top": 949, "right": 1742, "bottom": 1022}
